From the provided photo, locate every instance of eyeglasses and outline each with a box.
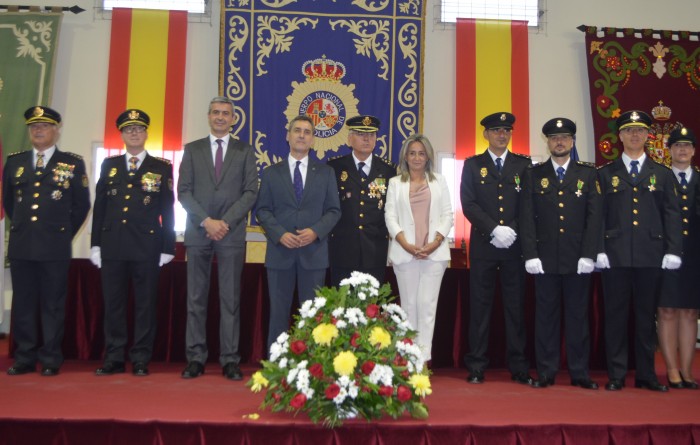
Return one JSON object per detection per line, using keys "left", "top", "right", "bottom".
{"left": 488, "top": 128, "right": 512, "bottom": 135}
{"left": 122, "top": 126, "right": 146, "bottom": 134}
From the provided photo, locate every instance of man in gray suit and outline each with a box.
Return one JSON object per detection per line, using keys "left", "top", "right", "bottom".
{"left": 257, "top": 115, "right": 341, "bottom": 352}
{"left": 177, "top": 97, "right": 259, "bottom": 380}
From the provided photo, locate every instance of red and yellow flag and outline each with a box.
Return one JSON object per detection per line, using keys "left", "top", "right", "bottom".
{"left": 103, "top": 8, "right": 187, "bottom": 155}
{"left": 454, "top": 18, "right": 530, "bottom": 245}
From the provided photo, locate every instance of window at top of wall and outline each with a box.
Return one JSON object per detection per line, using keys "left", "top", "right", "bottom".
{"left": 440, "top": 0, "right": 541, "bottom": 27}
{"left": 102, "top": 0, "right": 207, "bottom": 14}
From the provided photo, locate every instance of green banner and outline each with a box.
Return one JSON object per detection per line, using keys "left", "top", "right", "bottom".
{"left": 0, "top": 12, "right": 62, "bottom": 159}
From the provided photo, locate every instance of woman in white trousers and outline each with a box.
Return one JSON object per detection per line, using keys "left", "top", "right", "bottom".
{"left": 385, "top": 134, "right": 454, "bottom": 362}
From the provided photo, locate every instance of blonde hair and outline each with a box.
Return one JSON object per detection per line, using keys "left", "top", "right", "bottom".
{"left": 397, "top": 134, "right": 436, "bottom": 182}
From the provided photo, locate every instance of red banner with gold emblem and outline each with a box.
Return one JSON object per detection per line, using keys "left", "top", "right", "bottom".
{"left": 582, "top": 26, "right": 700, "bottom": 167}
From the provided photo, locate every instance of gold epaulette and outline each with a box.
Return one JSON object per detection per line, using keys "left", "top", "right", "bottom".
{"left": 511, "top": 152, "right": 531, "bottom": 159}
{"left": 693, "top": 165, "right": 700, "bottom": 173}
{"left": 65, "top": 152, "right": 83, "bottom": 160}
{"left": 152, "top": 156, "right": 172, "bottom": 165}
{"left": 597, "top": 161, "right": 613, "bottom": 169}
{"left": 327, "top": 154, "right": 345, "bottom": 161}
{"left": 576, "top": 161, "right": 596, "bottom": 168}
{"left": 8, "top": 150, "right": 29, "bottom": 157}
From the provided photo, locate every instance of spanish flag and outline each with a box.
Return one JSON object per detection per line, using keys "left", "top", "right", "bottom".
{"left": 103, "top": 8, "right": 187, "bottom": 156}
{"left": 454, "top": 18, "right": 530, "bottom": 245}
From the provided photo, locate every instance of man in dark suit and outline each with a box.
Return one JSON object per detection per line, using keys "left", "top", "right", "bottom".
{"left": 520, "top": 118, "right": 602, "bottom": 389}
{"left": 3, "top": 106, "right": 90, "bottom": 376}
{"left": 327, "top": 115, "right": 396, "bottom": 286}
{"left": 596, "top": 110, "right": 682, "bottom": 392}
{"left": 257, "top": 115, "right": 341, "bottom": 352}
{"left": 90, "top": 109, "right": 176, "bottom": 377}
{"left": 460, "top": 112, "right": 537, "bottom": 386}
{"left": 178, "top": 97, "right": 259, "bottom": 380}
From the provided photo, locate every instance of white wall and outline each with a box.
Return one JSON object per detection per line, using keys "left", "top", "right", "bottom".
{"left": 2, "top": 0, "right": 699, "bottom": 326}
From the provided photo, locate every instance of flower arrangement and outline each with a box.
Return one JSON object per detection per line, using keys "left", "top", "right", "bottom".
{"left": 247, "top": 272, "right": 431, "bottom": 427}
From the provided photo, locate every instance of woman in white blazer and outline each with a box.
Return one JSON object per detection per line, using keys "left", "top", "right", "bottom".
{"left": 385, "top": 134, "right": 454, "bottom": 362}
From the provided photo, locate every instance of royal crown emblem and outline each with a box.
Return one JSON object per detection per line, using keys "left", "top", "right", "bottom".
{"left": 33, "top": 107, "right": 44, "bottom": 117}
{"left": 556, "top": 120, "right": 563, "bottom": 128}
{"left": 128, "top": 110, "right": 140, "bottom": 120}
{"left": 500, "top": 113, "right": 506, "bottom": 121}
{"left": 302, "top": 56, "right": 346, "bottom": 83}
{"left": 651, "top": 101, "right": 671, "bottom": 121}
{"left": 631, "top": 111, "right": 640, "bottom": 122}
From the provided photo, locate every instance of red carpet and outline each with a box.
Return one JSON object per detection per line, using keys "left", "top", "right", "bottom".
{"left": 1, "top": 337, "right": 700, "bottom": 444}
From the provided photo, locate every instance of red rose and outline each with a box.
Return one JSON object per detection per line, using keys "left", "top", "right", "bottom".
{"left": 401, "top": 370, "right": 410, "bottom": 379}
{"left": 397, "top": 385, "right": 412, "bottom": 402}
{"left": 378, "top": 385, "right": 394, "bottom": 397}
{"left": 402, "top": 338, "right": 413, "bottom": 345}
{"left": 290, "top": 340, "right": 307, "bottom": 355}
{"left": 309, "top": 363, "right": 324, "bottom": 378}
{"left": 350, "top": 332, "right": 361, "bottom": 348}
{"left": 325, "top": 384, "right": 341, "bottom": 399}
{"left": 272, "top": 393, "right": 282, "bottom": 402}
{"left": 290, "top": 393, "right": 307, "bottom": 408}
{"left": 361, "top": 361, "right": 376, "bottom": 375}
{"left": 365, "top": 304, "right": 380, "bottom": 318}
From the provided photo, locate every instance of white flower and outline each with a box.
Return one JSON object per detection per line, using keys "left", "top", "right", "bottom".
{"left": 299, "top": 300, "right": 314, "bottom": 317}
{"left": 332, "top": 307, "right": 345, "bottom": 318}
{"left": 279, "top": 358, "right": 288, "bottom": 369}
{"left": 333, "top": 387, "right": 348, "bottom": 405}
{"left": 297, "top": 320, "right": 305, "bottom": 329}
{"left": 287, "top": 367, "right": 299, "bottom": 384}
{"left": 369, "top": 364, "right": 394, "bottom": 387}
{"left": 314, "top": 297, "right": 327, "bottom": 308}
{"left": 358, "top": 291, "right": 367, "bottom": 300}
{"left": 335, "top": 320, "right": 347, "bottom": 329}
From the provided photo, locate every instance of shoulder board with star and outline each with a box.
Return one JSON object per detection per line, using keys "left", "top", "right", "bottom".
{"left": 64, "top": 152, "right": 83, "bottom": 160}
{"left": 529, "top": 162, "right": 547, "bottom": 169}
{"left": 8, "top": 150, "right": 30, "bottom": 157}
{"left": 693, "top": 166, "right": 700, "bottom": 173}
{"left": 597, "top": 161, "right": 614, "bottom": 170}
{"left": 576, "top": 161, "right": 596, "bottom": 168}
{"left": 375, "top": 155, "right": 395, "bottom": 167}
{"left": 511, "top": 152, "right": 531, "bottom": 160}
{"left": 152, "top": 156, "right": 172, "bottom": 165}
{"left": 327, "top": 154, "right": 345, "bottom": 161}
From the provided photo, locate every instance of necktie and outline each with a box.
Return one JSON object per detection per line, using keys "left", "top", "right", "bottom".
{"left": 36, "top": 153, "right": 45, "bottom": 170}
{"left": 630, "top": 160, "right": 639, "bottom": 183}
{"left": 129, "top": 156, "right": 138, "bottom": 174}
{"left": 215, "top": 139, "right": 224, "bottom": 180}
{"left": 358, "top": 161, "right": 368, "bottom": 179}
{"left": 495, "top": 158, "right": 502, "bottom": 174}
{"left": 293, "top": 160, "right": 303, "bottom": 203}
{"left": 679, "top": 172, "right": 688, "bottom": 188}
{"left": 557, "top": 166, "right": 565, "bottom": 182}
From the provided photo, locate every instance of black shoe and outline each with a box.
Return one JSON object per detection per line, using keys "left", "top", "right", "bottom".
{"left": 571, "top": 378, "right": 599, "bottom": 390}
{"left": 466, "top": 370, "right": 484, "bottom": 384}
{"left": 132, "top": 362, "right": 149, "bottom": 377}
{"left": 222, "top": 362, "right": 243, "bottom": 381}
{"left": 634, "top": 379, "right": 669, "bottom": 392}
{"left": 605, "top": 379, "right": 625, "bottom": 391}
{"left": 41, "top": 367, "right": 60, "bottom": 376}
{"left": 667, "top": 374, "right": 684, "bottom": 389}
{"left": 511, "top": 372, "right": 536, "bottom": 386}
{"left": 7, "top": 363, "right": 35, "bottom": 375}
{"left": 680, "top": 372, "right": 699, "bottom": 390}
{"left": 182, "top": 361, "right": 204, "bottom": 379}
{"left": 533, "top": 376, "right": 555, "bottom": 388}
{"left": 95, "top": 362, "right": 126, "bottom": 376}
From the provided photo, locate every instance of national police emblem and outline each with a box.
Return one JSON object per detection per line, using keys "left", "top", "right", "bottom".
{"left": 285, "top": 56, "right": 360, "bottom": 159}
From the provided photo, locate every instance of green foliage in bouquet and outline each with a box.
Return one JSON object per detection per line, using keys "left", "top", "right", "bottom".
{"left": 247, "top": 272, "right": 432, "bottom": 427}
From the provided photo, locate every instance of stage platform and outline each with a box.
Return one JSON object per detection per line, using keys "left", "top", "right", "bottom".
{"left": 2, "top": 336, "right": 699, "bottom": 445}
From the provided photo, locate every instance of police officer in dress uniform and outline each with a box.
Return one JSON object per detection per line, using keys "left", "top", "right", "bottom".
{"left": 328, "top": 115, "right": 397, "bottom": 286}
{"left": 520, "top": 118, "right": 602, "bottom": 389}
{"left": 460, "top": 112, "right": 537, "bottom": 386}
{"left": 657, "top": 127, "right": 700, "bottom": 389}
{"left": 90, "top": 109, "right": 176, "bottom": 376}
{"left": 3, "top": 106, "right": 90, "bottom": 376}
{"left": 596, "top": 110, "right": 682, "bottom": 392}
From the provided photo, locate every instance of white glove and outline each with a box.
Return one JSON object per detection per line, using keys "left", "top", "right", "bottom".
{"left": 491, "top": 225, "right": 517, "bottom": 248}
{"left": 577, "top": 257, "right": 595, "bottom": 274}
{"left": 159, "top": 253, "right": 175, "bottom": 267}
{"left": 490, "top": 237, "right": 507, "bottom": 248}
{"left": 661, "top": 254, "right": 682, "bottom": 270}
{"left": 525, "top": 258, "right": 544, "bottom": 274}
{"left": 90, "top": 246, "right": 102, "bottom": 269}
{"left": 595, "top": 253, "right": 610, "bottom": 269}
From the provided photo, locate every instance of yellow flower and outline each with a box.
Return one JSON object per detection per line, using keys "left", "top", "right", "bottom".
{"left": 333, "top": 351, "right": 358, "bottom": 376}
{"left": 250, "top": 371, "right": 269, "bottom": 392}
{"left": 369, "top": 326, "right": 391, "bottom": 349}
{"left": 408, "top": 374, "right": 432, "bottom": 397}
{"left": 312, "top": 323, "right": 339, "bottom": 345}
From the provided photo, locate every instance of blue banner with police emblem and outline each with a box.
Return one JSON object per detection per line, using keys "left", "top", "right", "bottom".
{"left": 221, "top": 0, "right": 424, "bottom": 169}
